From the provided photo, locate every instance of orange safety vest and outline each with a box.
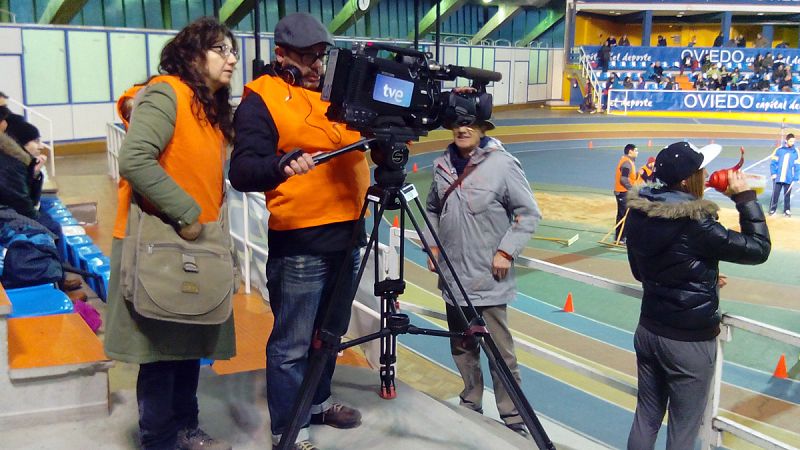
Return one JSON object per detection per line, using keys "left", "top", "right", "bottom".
{"left": 244, "top": 75, "right": 369, "bottom": 231}
{"left": 640, "top": 165, "right": 654, "bottom": 183}
{"left": 112, "top": 75, "right": 226, "bottom": 238}
{"left": 614, "top": 155, "right": 637, "bottom": 192}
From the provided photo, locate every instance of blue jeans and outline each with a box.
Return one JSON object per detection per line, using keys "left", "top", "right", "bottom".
{"left": 137, "top": 359, "right": 200, "bottom": 450}
{"left": 266, "top": 249, "right": 360, "bottom": 444}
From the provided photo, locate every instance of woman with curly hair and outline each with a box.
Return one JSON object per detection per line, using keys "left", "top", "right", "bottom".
{"left": 104, "top": 17, "right": 238, "bottom": 450}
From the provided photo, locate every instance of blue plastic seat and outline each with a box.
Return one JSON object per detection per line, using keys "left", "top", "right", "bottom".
{"left": 55, "top": 216, "right": 79, "bottom": 226}
{"left": 65, "top": 235, "right": 94, "bottom": 267}
{"left": 770, "top": 85, "right": 779, "bottom": 92}
{"left": 39, "top": 196, "right": 63, "bottom": 212}
{"left": 609, "top": 60, "right": 617, "bottom": 69}
{"left": 85, "top": 256, "right": 111, "bottom": 298}
{"left": 6, "top": 284, "right": 74, "bottom": 318}
{"left": 619, "top": 61, "right": 627, "bottom": 68}
{"left": 76, "top": 244, "right": 103, "bottom": 271}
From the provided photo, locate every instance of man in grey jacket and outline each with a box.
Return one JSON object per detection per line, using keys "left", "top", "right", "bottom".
{"left": 425, "top": 119, "right": 541, "bottom": 438}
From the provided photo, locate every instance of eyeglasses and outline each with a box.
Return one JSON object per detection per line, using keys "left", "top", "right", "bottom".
{"left": 210, "top": 44, "right": 239, "bottom": 60}
{"left": 289, "top": 48, "right": 327, "bottom": 66}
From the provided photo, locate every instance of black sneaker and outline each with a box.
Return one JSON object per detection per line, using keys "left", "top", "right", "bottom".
{"left": 507, "top": 423, "right": 530, "bottom": 439}
{"left": 176, "top": 428, "right": 231, "bottom": 450}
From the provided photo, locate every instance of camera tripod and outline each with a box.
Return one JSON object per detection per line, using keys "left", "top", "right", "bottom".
{"left": 277, "top": 138, "right": 555, "bottom": 450}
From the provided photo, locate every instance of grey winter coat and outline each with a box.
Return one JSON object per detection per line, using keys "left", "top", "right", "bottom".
{"left": 426, "top": 137, "right": 541, "bottom": 307}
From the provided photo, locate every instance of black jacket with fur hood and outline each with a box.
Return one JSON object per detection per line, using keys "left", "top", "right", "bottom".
{"left": 0, "top": 133, "right": 43, "bottom": 219}
{"left": 625, "top": 186, "right": 770, "bottom": 341}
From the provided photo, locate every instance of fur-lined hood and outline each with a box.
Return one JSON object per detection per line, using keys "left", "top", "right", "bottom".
{"left": 626, "top": 185, "right": 719, "bottom": 221}
{"left": 0, "top": 133, "right": 33, "bottom": 166}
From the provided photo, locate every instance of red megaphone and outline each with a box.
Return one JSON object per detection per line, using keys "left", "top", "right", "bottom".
{"left": 706, "top": 147, "right": 744, "bottom": 193}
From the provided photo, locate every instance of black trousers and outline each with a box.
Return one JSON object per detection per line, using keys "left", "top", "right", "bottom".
{"left": 137, "top": 359, "right": 201, "bottom": 450}
{"left": 769, "top": 181, "right": 792, "bottom": 213}
{"left": 615, "top": 192, "right": 628, "bottom": 240}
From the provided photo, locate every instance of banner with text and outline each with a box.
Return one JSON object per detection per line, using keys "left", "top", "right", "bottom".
{"left": 608, "top": 90, "right": 800, "bottom": 113}
{"left": 584, "top": 46, "right": 800, "bottom": 67}
{"left": 578, "top": 0, "right": 800, "bottom": 4}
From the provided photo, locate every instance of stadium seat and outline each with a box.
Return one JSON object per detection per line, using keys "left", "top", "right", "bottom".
{"left": 640, "top": 61, "right": 647, "bottom": 69}
{"left": 794, "top": 64, "right": 800, "bottom": 72}
{"left": 65, "top": 235, "right": 94, "bottom": 267}
{"left": 39, "top": 196, "right": 64, "bottom": 212}
{"left": 609, "top": 61, "right": 617, "bottom": 69}
{"left": 55, "top": 216, "right": 79, "bottom": 226}
{"left": 770, "top": 85, "right": 779, "bottom": 92}
{"left": 645, "top": 82, "right": 658, "bottom": 90}
{"left": 76, "top": 245, "right": 103, "bottom": 271}
{"left": 620, "top": 61, "right": 628, "bottom": 68}
{"left": 793, "top": 75, "right": 800, "bottom": 83}
{"left": 598, "top": 72, "right": 609, "bottom": 81}
{"left": 793, "top": 86, "right": 800, "bottom": 93}
{"left": 6, "top": 284, "right": 74, "bottom": 318}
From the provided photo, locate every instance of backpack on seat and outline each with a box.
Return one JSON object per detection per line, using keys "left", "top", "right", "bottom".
{"left": 0, "top": 207, "right": 63, "bottom": 288}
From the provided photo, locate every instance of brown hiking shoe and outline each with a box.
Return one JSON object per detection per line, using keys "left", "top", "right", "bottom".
{"left": 272, "top": 441, "right": 320, "bottom": 450}
{"left": 176, "top": 428, "right": 231, "bottom": 450}
{"left": 310, "top": 403, "right": 362, "bottom": 429}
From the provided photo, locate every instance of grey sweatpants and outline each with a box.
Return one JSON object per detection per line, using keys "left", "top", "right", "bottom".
{"left": 628, "top": 325, "right": 716, "bottom": 450}
{"left": 445, "top": 303, "right": 522, "bottom": 426}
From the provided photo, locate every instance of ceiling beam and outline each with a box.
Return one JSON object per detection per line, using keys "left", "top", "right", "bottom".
{"left": 407, "top": 0, "right": 466, "bottom": 41}
{"left": 518, "top": 8, "right": 565, "bottom": 46}
{"left": 470, "top": 4, "right": 522, "bottom": 44}
{"left": 219, "top": 0, "right": 256, "bottom": 27}
{"left": 329, "top": 0, "right": 379, "bottom": 35}
{"left": 38, "top": 0, "right": 90, "bottom": 24}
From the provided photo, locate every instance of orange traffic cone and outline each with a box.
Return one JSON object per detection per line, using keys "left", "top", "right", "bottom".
{"left": 773, "top": 354, "right": 788, "bottom": 379}
{"left": 392, "top": 216, "right": 399, "bottom": 228}
{"left": 563, "top": 292, "right": 574, "bottom": 313}
{"left": 647, "top": 139, "right": 652, "bottom": 148}
{"left": 588, "top": 141, "right": 594, "bottom": 149}
{"left": 412, "top": 163, "right": 418, "bottom": 173}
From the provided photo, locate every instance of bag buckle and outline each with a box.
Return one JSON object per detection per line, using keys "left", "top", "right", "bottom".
{"left": 182, "top": 254, "right": 198, "bottom": 273}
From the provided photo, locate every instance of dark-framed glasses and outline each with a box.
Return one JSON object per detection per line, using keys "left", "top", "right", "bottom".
{"left": 290, "top": 48, "right": 327, "bottom": 66}
{"left": 210, "top": 44, "right": 239, "bottom": 60}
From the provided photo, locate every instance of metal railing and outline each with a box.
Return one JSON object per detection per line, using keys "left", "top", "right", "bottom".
{"left": 105, "top": 125, "right": 798, "bottom": 448}
{"left": 577, "top": 46, "right": 602, "bottom": 111}
{"left": 6, "top": 97, "right": 56, "bottom": 175}
{"left": 395, "top": 227, "right": 798, "bottom": 450}
{"left": 0, "top": 8, "right": 16, "bottom": 22}
{"left": 105, "top": 123, "right": 125, "bottom": 182}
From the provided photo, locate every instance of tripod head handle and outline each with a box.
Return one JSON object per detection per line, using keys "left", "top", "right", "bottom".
{"left": 277, "top": 138, "right": 375, "bottom": 173}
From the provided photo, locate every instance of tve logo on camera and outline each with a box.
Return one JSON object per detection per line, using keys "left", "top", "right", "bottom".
{"left": 373, "top": 74, "right": 413, "bottom": 108}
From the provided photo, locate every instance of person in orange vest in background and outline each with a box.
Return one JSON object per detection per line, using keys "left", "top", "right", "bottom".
{"left": 614, "top": 143, "right": 638, "bottom": 243}
{"left": 112, "top": 83, "right": 147, "bottom": 243}
{"left": 639, "top": 156, "right": 656, "bottom": 183}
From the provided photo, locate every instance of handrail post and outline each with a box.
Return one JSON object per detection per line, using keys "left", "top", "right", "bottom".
{"left": 242, "top": 191, "right": 252, "bottom": 295}
{"left": 700, "top": 324, "right": 730, "bottom": 449}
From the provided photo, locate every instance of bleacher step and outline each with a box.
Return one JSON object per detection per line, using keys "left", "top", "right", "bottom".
{"left": 7, "top": 313, "right": 110, "bottom": 379}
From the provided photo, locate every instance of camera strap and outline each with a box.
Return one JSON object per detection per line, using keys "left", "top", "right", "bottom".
{"left": 441, "top": 165, "right": 476, "bottom": 205}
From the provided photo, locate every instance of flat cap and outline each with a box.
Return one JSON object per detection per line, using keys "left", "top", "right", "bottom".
{"left": 274, "top": 13, "right": 333, "bottom": 49}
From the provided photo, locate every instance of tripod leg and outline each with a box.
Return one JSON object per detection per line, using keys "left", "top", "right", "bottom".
{"left": 277, "top": 189, "right": 392, "bottom": 449}
{"left": 403, "top": 194, "right": 555, "bottom": 450}
{"left": 379, "top": 295, "right": 398, "bottom": 399}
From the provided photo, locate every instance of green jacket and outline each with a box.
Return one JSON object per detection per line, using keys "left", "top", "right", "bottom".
{"left": 103, "top": 82, "right": 236, "bottom": 364}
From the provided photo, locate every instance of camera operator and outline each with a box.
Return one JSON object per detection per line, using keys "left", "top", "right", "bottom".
{"left": 228, "top": 13, "right": 369, "bottom": 450}
{"left": 425, "top": 113, "right": 541, "bottom": 438}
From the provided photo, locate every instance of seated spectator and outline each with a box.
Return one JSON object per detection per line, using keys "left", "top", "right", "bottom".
{"left": 700, "top": 55, "right": 712, "bottom": 73}
{"left": 694, "top": 74, "right": 709, "bottom": 91}
{"left": 681, "top": 54, "right": 693, "bottom": 75}
{"left": 736, "top": 34, "right": 746, "bottom": 48}
{"left": 644, "top": 63, "right": 656, "bottom": 82}
{"left": 0, "top": 110, "right": 45, "bottom": 221}
{"left": 776, "top": 41, "right": 788, "bottom": 49}
{"left": 730, "top": 68, "right": 743, "bottom": 90}
{"left": 688, "top": 35, "right": 697, "bottom": 48}
{"left": 773, "top": 54, "right": 785, "bottom": 71}
{"left": 657, "top": 35, "right": 667, "bottom": 47}
{"left": 763, "top": 52, "right": 774, "bottom": 69}
{"left": 772, "top": 64, "right": 786, "bottom": 84}
{"left": 713, "top": 33, "right": 723, "bottom": 47}
{"left": 755, "top": 33, "right": 769, "bottom": 48}
{"left": 623, "top": 76, "right": 634, "bottom": 89}
{"left": 751, "top": 54, "right": 765, "bottom": 74}
{"left": 779, "top": 73, "right": 793, "bottom": 92}
{"left": 619, "top": 34, "right": 631, "bottom": 46}
{"left": 736, "top": 73, "right": 750, "bottom": 91}
{"left": 606, "top": 35, "right": 617, "bottom": 47}
{"left": 691, "top": 56, "right": 700, "bottom": 72}
{"left": 653, "top": 61, "right": 664, "bottom": 82}
{"left": 664, "top": 76, "right": 678, "bottom": 91}
{"left": 705, "top": 63, "right": 722, "bottom": 81}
